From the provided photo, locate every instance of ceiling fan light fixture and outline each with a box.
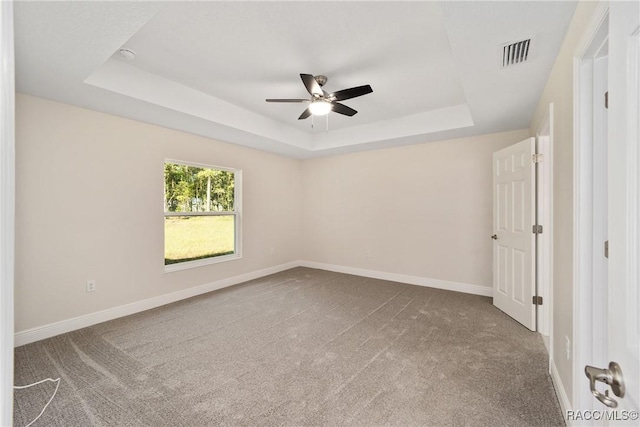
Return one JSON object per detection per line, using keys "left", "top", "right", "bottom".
{"left": 308, "top": 100, "right": 332, "bottom": 116}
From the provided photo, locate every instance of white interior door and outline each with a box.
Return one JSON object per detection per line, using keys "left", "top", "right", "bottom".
{"left": 493, "top": 137, "right": 536, "bottom": 331}
{"left": 606, "top": 0, "right": 639, "bottom": 414}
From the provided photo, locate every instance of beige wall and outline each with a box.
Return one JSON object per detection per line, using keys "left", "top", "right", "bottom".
{"left": 15, "top": 94, "right": 302, "bottom": 332}
{"left": 301, "top": 129, "right": 529, "bottom": 287}
{"left": 16, "top": 93, "right": 531, "bottom": 334}
{"left": 529, "top": 0, "right": 601, "bottom": 405}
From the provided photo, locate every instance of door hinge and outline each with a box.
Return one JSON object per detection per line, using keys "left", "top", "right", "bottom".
{"left": 532, "top": 225, "right": 543, "bottom": 234}
{"left": 533, "top": 296, "right": 543, "bottom": 305}
{"left": 605, "top": 91, "right": 609, "bottom": 109}
{"left": 532, "top": 153, "right": 543, "bottom": 163}
{"left": 605, "top": 240, "right": 609, "bottom": 258}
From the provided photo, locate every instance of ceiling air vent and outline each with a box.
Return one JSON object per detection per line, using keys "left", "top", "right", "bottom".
{"left": 500, "top": 39, "right": 532, "bottom": 68}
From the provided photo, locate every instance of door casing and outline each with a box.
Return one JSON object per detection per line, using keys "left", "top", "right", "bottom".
{"left": 0, "top": 1, "right": 15, "bottom": 425}
{"left": 535, "top": 103, "right": 554, "bottom": 347}
{"left": 572, "top": 2, "right": 610, "bottom": 417}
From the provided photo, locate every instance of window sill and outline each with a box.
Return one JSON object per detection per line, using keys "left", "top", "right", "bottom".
{"left": 164, "top": 253, "right": 241, "bottom": 273}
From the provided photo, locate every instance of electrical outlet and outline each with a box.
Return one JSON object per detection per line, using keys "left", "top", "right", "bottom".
{"left": 86, "top": 280, "right": 96, "bottom": 293}
{"left": 270, "top": 247, "right": 275, "bottom": 255}
{"left": 364, "top": 249, "right": 373, "bottom": 258}
{"left": 565, "top": 336, "right": 571, "bottom": 360}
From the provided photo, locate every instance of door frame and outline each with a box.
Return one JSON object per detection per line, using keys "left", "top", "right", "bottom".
{"left": 492, "top": 133, "right": 550, "bottom": 334}
{"left": 572, "top": 1, "right": 610, "bottom": 415}
{"left": 535, "top": 103, "right": 554, "bottom": 345}
{"left": 0, "top": 0, "right": 15, "bottom": 425}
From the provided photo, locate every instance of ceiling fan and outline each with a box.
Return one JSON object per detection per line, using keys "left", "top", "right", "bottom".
{"left": 266, "top": 74, "right": 373, "bottom": 120}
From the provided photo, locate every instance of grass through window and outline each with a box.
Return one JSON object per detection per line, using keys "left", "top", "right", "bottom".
{"left": 164, "top": 216, "right": 235, "bottom": 265}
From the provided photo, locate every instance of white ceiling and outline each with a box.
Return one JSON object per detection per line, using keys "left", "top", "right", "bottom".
{"left": 14, "top": 1, "right": 577, "bottom": 159}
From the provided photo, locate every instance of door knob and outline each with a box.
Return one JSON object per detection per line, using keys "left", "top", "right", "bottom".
{"left": 584, "top": 361, "right": 625, "bottom": 408}
{"left": 491, "top": 234, "right": 498, "bottom": 240}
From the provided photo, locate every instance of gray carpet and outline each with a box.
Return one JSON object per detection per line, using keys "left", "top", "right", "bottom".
{"left": 14, "top": 267, "right": 564, "bottom": 426}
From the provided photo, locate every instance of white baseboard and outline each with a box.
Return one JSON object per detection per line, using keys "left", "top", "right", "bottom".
{"left": 299, "top": 260, "right": 493, "bottom": 297}
{"left": 15, "top": 260, "right": 492, "bottom": 346}
{"left": 14, "top": 261, "right": 299, "bottom": 347}
{"left": 550, "top": 358, "right": 571, "bottom": 426}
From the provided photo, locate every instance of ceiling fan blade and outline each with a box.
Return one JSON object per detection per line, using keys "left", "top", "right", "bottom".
{"left": 331, "top": 85, "right": 373, "bottom": 102}
{"left": 300, "top": 73, "right": 324, "bottom": 96}
{"left": 265, "top": 99, "right": 309, "bottom": 103}
{"left": 298, "top": 108, "right": 312, "bottom": 120}
{"left": 332, "top": 102, "right": 357, "bottom": 117}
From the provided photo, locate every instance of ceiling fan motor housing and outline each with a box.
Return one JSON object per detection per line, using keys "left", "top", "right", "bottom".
{"left": 314, "top": 75, "right": 328, "bottom": 87}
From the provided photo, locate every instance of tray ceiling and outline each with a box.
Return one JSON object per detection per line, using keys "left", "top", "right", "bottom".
{"left": 14, "top": 1, "right": 577, "bottom": 158}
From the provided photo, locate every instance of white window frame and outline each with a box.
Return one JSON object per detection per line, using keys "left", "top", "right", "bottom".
{"left": 164, "top": 159, "right": 242, "bottom": 273}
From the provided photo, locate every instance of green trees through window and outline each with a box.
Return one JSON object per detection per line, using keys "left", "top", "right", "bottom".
{"left": 164, "top": 161, "right": 240, "bottom": 268}
{"left": 164, "top": 163, "right": 234, "bottom": 213}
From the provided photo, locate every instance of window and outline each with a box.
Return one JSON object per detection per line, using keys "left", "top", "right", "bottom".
{"left": 164, "top": 160, "right": 241, "bottom": 271}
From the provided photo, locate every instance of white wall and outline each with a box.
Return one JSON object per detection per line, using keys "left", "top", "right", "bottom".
{"left": 15, "top": 94, "right": 302, "bottom": 332}
{"left": 529, "top": 0, "right": 602, "bottom": 407}
{"left": 301, "top": 129, "right": 529, "bottom": 288}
